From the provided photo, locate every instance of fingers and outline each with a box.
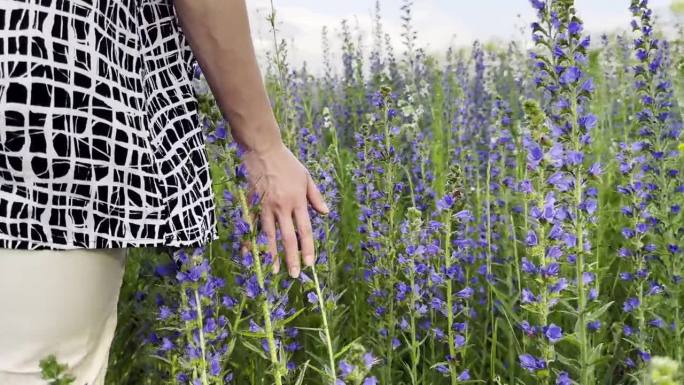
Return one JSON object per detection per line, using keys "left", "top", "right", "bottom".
{"left": 277, "top": 212, "right": 301, "bottom": 278}
{"left": 245, "top": 184, "right": 262, "bottom": 229}
{"left": 294, "top": 206, "right": 315, "bottom": 267}
{"left": 306, "top": 173, "right": 329, "bottom": 215}
{"left": 260, "top": 208, "right": 279, "bottom": 274}
{"left": 248, "top": 168, "right": 326, "bottom": 279}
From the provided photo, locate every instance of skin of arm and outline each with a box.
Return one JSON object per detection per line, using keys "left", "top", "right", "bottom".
{"left": 174, "top": 0, "right": 328, "bottom": 278}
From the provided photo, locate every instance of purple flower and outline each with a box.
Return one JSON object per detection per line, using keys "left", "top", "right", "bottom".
{"left": 560, "top": 66, "right": 581, "bottom": 84}
{"left": 581, "top": 78, "right": 595, "bottom": 93}
{"left": 222, "top": 295, "right": 237, "bottom": 309}
{"left": 647, "top": 282, "right": 664, "bottom": 296}
{"left": 556, "top": 371, "right": 571, "bottom": 385}
{"left": 520, "top": 180, "right": 534, "bottom": 194}
{"left": 528, "top": 144, "right": 544, "bottom": 168}
{"left": 457, "top": 369, "right": 471, "bottom": 381}
{"left": 363, "top": 352, "right": 378, "bottom": 369}
{"left": 623, "top": 325, "right": 633, "bottom": 337}
{"left": 454, "top": 334, "right": 466, "bottom": 348}
{"left": 568, "top": 21, "right": 582, "bottom": 35}
{"left": 456, "top": 287, "right": 474, "bottom": 299}
{"left": 621, "top": 228, "right": 635, "bottom": 239}
{"left": 455, "top": 210, "right": 474, "bottom": 222}
{"left": 589, "top": 287, "right": 598, "bottom": 301}
{"left": 180, "top": 309, "right": 196, "bottom": 322}
{"left": 158, "top": 306, "right": 173, "bottom": 320}
{"left": 623, "top": 297, "right": 640, "bottom": 312}
{"left": 338, "top": 360, "right": 355, "bottom": 379}
{"left": 160, "top": 337, "right": 174, "bottom": 352}
{"left": 566, "top": 150, "right": 583, "bottom": 166}
{"left": 625, "top": 357, "right": 636, "bottom": 368}
{"left": 542, "top": 262, "right": 560, "bottom": 278}
{"left": 578, "top": 114, "right": 598, "bottom": 130}
{"left": 437, "top": 194, "right": 455, "bottom": 211}
{"left": 521, "top": 288, "right": 537, "bottom": 304}
{"left": 544, "top": 323, "right": 563, "bottom": 343}
{"left": 520, "top": 320, "right": 538, "bottom": 336}
{"left": 549, "top": 278, "right": 569, "bottom": 293}
{"left": 583, "top": 199, "right": 598, "bottom": 214}
{"left": 521, "top": 258, "right": 539, "bottom": 275}
{"left": 530, "top": 0, "right": 545, "bottom": 10}
{"left": 548, "top": 172, "right": 573, "bottom": 191}
{"left": 587, "top": 320, "right": 601, "bottom": 332}
{"left": 209, "top": 355, "right": 221, "bottom": 376}
{"left": 649, "top": 318, "right": 665, "bottom": 328}
{"left": 547, "top": 144, "right": 565, "bottom": 168}
{"left": 519, "top": 354, "right": 546, "bottom": 372}
{"left": 635, "top": 223, "right": 648, "bottom": 233}
{"left": 215, "top": 121, "right": 227, "bottom": 140}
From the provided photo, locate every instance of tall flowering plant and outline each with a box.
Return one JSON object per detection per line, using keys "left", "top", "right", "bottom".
{"left": 430, "top": 165, "right": 476, "bottom": 384}
{"left": 619, "top": 0, "right": 684, "bottom": 369}
{"left": 483, "top": 97, "right": 519, "bottom": 379}
{"left": 518, "top": 1, "right": 607, "bottom": 384}
{"left": 152, "top": 246, "right": 233, "bottom": 385}
{"left": 353, "top": 85, "right": 406, "bottom": 384}
{"left": 515, "top": 99, "right": 563, "bottom": 385}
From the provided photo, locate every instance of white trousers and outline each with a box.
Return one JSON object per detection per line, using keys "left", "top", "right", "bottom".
{"left": 0, "top": 248, "right": 127, "bottom": 385}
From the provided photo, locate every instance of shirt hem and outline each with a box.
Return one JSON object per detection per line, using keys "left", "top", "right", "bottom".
{"left": 0, "top": 227, "right": 219, "bottom": 251}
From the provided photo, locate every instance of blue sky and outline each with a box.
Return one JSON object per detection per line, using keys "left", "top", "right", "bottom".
{"left": 246, "top": 0, "right": 678, "bottom": 74}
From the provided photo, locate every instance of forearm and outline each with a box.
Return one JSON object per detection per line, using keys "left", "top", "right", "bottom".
{"left": 174, "top": 0, "right": 282, "bottom": 154}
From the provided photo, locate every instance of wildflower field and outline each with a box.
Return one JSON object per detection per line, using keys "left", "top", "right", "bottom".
{"left": 88, "top": 1, "right": 684, "bottom": 384}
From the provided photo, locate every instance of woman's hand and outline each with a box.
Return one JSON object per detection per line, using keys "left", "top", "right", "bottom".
{"left": 242, "top": 142, "right": 329, "bottom": 278}
{"left": 175, "top": 0, "right": 325, "bottom": 277}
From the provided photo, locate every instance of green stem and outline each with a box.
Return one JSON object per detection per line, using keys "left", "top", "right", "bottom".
{"left": 408, "top": 247, "right": 419, "bottom": 385}
{"left": 193, "top": 289, "right": 211, "bottom": 385}
{"left": 571, "top": 86, "right": 590, "bottom": 385}
{"left": 238, "top": 190, "right": 284, "bottom": 385}
{"left": 485, "top": 161, "right": 495, "bottom": 380}
{"left": 443, "top": 213, "right": 459, "bottom": 385}
{"left": 312, "top": 264, "right": 337, "bottom": 384}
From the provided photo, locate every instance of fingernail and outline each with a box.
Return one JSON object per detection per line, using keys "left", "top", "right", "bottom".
{"left": 323, "top": 202, "right": 330, "bottom": 214}
{"left": 304, "top": 255, "right": 315, "bottom": 266}
{"left": 289, "top": 266, "right": 300, "bottom": 278}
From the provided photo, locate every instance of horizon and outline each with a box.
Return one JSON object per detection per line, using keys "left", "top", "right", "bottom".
{"left": 246, "top": 0, "right": 681, "bottom": 75}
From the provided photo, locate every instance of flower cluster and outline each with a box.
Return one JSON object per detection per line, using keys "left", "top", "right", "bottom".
{"left": 614, "top": 0, "right": 684, "bottom": 372}
{"left": 518, "top": 1, "right": 605, "bottom": 383}
{"left": 152, "top": 246, "right": 233, "bottom": 385}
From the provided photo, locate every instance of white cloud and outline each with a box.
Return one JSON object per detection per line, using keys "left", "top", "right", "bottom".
{"left": 246, "top": 0, "right": 474, "bottom": 76}
{"left": 245, "top": 0, "right": 680, "bottom": 76}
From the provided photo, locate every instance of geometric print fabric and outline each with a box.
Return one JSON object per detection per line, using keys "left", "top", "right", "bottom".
{"left": 0, "top": 0, "right": 218, "bottom": 250}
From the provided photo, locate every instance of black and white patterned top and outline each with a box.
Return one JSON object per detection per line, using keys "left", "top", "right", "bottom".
{"left": 0, "top": 0, "right": 218, "bottom": 250}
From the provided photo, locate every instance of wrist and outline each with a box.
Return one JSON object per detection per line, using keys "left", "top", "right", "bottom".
{"left": 232, "top": 116, "right": 284, "bottom": 156}
{"left": 242, "top": 135, "right": 284, "bottom": 157}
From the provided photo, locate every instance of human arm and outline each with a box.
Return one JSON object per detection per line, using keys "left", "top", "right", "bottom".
{"left": 174, "top": 0, "right": 329, "bottom": 278}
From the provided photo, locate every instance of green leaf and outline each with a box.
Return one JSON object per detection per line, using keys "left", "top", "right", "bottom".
{"left": 241, "top": 340, "right": 269, "bottom": 360}
{"left": 274, "top": 307, "right": 306, "bottom": 328}
{"left": 236, "top": 329, "right": 268, "bottom": 338}
{"left": 333, "top": 337, "right": 363, "bottom": 360}
{"left": 587, "top": 301, "right": 614, "bottom": 321}
{"left": 294, "top": 360, "right": 310, "bottom": 385}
